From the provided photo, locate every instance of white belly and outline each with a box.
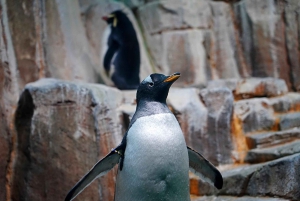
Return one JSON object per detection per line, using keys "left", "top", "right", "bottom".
{"left": 114, "top": 113, "right": 190, "bottom": 201}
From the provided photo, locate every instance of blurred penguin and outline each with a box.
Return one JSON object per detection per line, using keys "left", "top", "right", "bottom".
{"left": 102, "top": 10, "right": 140, "bottom": 90}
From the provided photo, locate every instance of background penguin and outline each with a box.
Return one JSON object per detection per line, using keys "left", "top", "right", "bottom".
{"left": 102, "top": 10, "right": 140, "bottom": 90}
{"left": 65, "top": 72, "right": 223, "bottom": 201}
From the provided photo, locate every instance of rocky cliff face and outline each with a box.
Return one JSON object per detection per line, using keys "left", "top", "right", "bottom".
{"left": 1, "top": 0, "right": 300, "bottom": 201}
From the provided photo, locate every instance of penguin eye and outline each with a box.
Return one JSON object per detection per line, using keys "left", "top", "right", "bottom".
{"left": 148, "top": 82, "right": 154, "bottom": 87}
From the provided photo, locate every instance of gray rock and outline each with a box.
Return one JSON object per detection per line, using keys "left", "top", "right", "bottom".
{"left": 200, "top": 87, "right": 234, "bottom": 165}
{"left": 246, "top": 128, "right": 300, "bottom": 148}
{"left": 137, "top": 0, "right": 212, "bottom": 34}
{"left": 246, "top": 153, "right": 300, "bottom": 200}
{"left": 283, "top": 0, "right": 300, "bottom": 91}
{"left": 245, "top": 140, "right": 300, "bottom": 163}
{"left": 234, "top": 98, "right": 276, "bottom": 133}
{"left": 168, "top": 88, "right": 208, "bottom": 155}
{"left": 193, "top": 195, "right": 288, "bottom": 201}
{"left": 269, "top": 93, "right": 300, "bottom": 113}
{"left": 161, "top": 30, "right": 208, "bottom": 87}
{"left": 12, "top": 79, "right": 124, "bottom": 201}
{"left": 208, "top": 78, "right": 288, "bottom": 99}
{"left": 279, "top": 112, "right": 300, "bottom": 130}
{"left": 44, "top": 0, "right": 99, "bottom": 83}
{"left": 194, "top": 153, "right": 300, "bottom": 200}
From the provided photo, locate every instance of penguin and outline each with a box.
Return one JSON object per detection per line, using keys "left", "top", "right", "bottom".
{"left": 65, "top": 72, "right": 223, "bottom": 201}
{"left": 102, "top": 10, "right": 140, "bottom": 90}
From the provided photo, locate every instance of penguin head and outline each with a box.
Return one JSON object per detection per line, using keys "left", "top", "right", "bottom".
{"left": 102, "top": 10, "right": 126, "bottom": 27}
{"left": 136, "top": 73, "right": 180, "bottom": 104}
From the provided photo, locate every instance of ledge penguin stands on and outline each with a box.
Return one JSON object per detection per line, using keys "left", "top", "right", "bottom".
{"left": 65, "top": 73, "right": 223, "bottom": 201}
{"left": 102, "top": 10, "right": 140, "bottom": 90}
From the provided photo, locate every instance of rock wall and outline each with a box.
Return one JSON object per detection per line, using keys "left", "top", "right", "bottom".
{"left": 0, "top": 0, "right": 300, "bottom": 200}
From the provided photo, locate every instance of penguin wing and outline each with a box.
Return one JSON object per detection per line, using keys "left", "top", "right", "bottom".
{"left": 65, "top": 148, "right": 121, "bottom": 201}
{"left": 187, "top": 146, "right": 223, "bottom": 189}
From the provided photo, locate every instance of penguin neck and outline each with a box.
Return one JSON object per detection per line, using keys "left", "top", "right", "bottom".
{"left": 129, "top": 99, "right": 171, "bottom": 127}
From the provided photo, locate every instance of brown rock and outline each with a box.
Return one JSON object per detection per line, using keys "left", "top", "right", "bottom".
{"left": 0, "top": 3, "right": 21, "bottom": 200}
{"left": 12, "top": 79, "right": 124, "bottom": 201}
{"left": 235, "top": 0, "right": 292, "bottom": 89}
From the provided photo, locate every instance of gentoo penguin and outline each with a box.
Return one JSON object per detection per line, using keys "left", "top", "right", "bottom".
{"left": 65, "top": 72, "right": 223, "bottom": 201}
{"left": 102, "top": 10, "right": 140, "bottom": 90}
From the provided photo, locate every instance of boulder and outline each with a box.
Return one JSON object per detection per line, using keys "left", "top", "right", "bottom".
{"left": 246, "top": 153, "right": 300, "bottom": 200}
{"left": 269, "top": 93, "right": 300, "bottom": 113}
{"left": 12, "top": 79, "right": 124, "bottom": 201}
{"left": 246, "top": 128, "right": 300, "bottom": 148}
{"left": 194, "top": 153, "right": 300, "bottom": 200}
{"left": 233, "top": 98, "right": 276, "bottom": 133}
{"left": 208, "top": 78, "right": 288, "bottom": 99}
{"left": 245, "top": 140, "right": 300, "bottom": 163}
{"left": 200, "top": 87, "right": 234, "bottom": 165}
{"left": 279, "top": 112, "right": 300, "bottom": 130}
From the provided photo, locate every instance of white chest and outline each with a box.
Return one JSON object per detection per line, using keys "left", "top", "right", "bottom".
{"left": 115, "top": 113, "right": 190, "bottom": 201}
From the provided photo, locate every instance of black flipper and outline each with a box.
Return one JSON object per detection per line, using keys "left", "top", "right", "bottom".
{"left": 187, "top": 146, "right": 223, "bottom": 189}
{"left": 65, "top": 147, "right": 123, "bottom": 201}
{"left": 103, "top": 37, "right": 119, "bottom": 75}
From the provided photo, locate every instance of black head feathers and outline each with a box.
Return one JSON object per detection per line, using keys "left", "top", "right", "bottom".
{"left": 137, "top": 73, "right": 180, "bottom": 104}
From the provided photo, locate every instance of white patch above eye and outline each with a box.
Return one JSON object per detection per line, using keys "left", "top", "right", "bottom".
{"left": 142, "top": 75, "right": 153, "bottom": 83}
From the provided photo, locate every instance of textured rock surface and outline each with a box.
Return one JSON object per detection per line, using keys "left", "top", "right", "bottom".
{"left": 200, "top": 88, "right": 234, "bottom": 165}
{"left": 193, "top": 196, "right": 288, "bottom": 201}
{"left": 246, "top": 128, "right": 300, "bottom": 148}
{"left": 168, "top": 88, "right": 208, "bottom": 154}
{"left": 279, "top": 112, "right": 300, "bottom": 130}
{"left": 161, "top": 30, "right": 207, "bottom": 87}
{"left": 12, "top": 79, "right": 124, "bottom": 201}
{"left": 194, "top": 154, "right": 300, "bottom": 200}
{"left": 208, "top": 78, "right": 288, "bottom": 99}
{"left": 234, "top": 98, "right": 276, "bottom": 134}
{"left": 245, "top": 140, "right": 300, "bottom": 163}
{"left": 269, "top": 93, "right": 300, "bottom": 113}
